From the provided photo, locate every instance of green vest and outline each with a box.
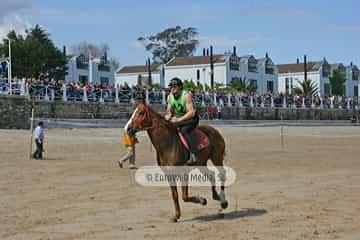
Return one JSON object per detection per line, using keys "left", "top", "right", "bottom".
{"left": 169, "top": 90, "right": 188, "bottom": 117}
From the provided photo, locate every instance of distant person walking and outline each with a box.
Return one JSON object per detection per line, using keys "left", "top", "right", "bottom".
{"left": 32, "top": 121, "right": 45, "bottom": 160}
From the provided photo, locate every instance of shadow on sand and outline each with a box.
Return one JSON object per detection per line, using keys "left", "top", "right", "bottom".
{"left": 183, "top": 208, "right": 267, "bottom": 222}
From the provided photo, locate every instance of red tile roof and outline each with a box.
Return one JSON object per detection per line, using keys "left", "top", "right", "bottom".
{"left": 277, "top": 62, "right": 320, "bottom": 74}
{"left": 166, "top": 55, "right": 226, "bottom": 66}
{"left": 117, "top": 64, "right": 160, "bottom": 74}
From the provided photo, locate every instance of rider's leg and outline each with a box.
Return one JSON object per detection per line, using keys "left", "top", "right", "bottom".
{"left": 180, "top": 125, "right": 198, "bottom": 154}
{"left": 175, "top": 115, "right": 199, "bottom": 164}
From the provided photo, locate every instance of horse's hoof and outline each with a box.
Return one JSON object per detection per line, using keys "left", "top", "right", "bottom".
{"left": 221, "top": 200, "right": 228, "bottom": 209}
{"left": 170, "top": 217, "right": 178, "bottom": 223}
{"left": 201, "top": 198, "right": 207, "bottom": 206}
{"left": 118, "top": 161, "right": 123, "bottom": 168}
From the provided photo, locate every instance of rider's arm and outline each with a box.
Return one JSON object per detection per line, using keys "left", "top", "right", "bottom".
{"left": 177, "top": 93, "right": 196, "bottom": 122}
{"left": 164, "top": 95, "right": 173, "bottom": 121}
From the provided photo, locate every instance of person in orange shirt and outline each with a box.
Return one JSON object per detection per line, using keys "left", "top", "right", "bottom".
{"left": 118, "top": 131, "right": 138, "bottom": 169}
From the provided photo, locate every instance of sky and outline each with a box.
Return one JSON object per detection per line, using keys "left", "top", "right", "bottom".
{"left": 0, "top": 0, "right": 359, "bottom": 68}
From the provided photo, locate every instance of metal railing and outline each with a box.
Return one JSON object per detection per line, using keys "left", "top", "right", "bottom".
{"left": 1, "top": 80, "right": 359, "bottom": 110}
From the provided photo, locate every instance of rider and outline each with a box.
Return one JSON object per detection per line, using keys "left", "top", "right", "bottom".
{"left": 165, "top": 77, "right": 199, "bottom": 164}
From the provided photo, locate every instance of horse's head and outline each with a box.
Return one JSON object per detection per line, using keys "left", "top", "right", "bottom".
{"left": 126, "top": 102, "right": 153, "bottom": 136}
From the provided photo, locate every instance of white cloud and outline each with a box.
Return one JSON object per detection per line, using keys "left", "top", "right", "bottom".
{"left": 0, "top": 0, "right": 33, "bottom": 38}
{"left": 0, "top": 15, "right": 32, "bottom": 38}
{"left": 199, "top": 36, "right": 271, "bottom": 47}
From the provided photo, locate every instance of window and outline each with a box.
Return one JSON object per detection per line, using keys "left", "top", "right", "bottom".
{"left": 265, "top": 59, "right": 274, "bottom": 75}
{"left": 324, "top": 83, "right": 330, "bottom": 96}
{"left": 100, "top": 77, "right": 109, "bottom": 85}
{"left": 76, "top": 54, "right": 89, "bottom": 69}
{"left": 285, "top": 78, "right": 289, "bottom": 94}
{"left": 230, "top": 55, "right": 240, "bottom": 71}
{"left": 79, "top": 75, "right": 88, "bottom": 84}
{"left": 343, "top": 85, "right": 346, "bottom": 96}
{"left": 249, "top": 79, "right": 257, "bottom": 92}
{"left": 352, "top": 66, "right": 359, "bottom": 81}
{"left": 322, "top": 64, "right": 330, "bottom": 77}
{"left": 267, "top": 81, "right": 274, "bottom": 93}
{"left": 354, "top": 86, "right": 358, "bottom": 96}
{"left": 248, "top": 56, "right": 257, "bottom": 73}
{"left": 197, "top": 69, "right": 200, "bottom": 80}
{"left": 98, "top": 64, "right": 110, "bottom": 72}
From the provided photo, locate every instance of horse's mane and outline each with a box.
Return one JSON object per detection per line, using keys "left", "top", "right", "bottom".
{"left": 147, "top": 106, "right": 178, "bottom": 133}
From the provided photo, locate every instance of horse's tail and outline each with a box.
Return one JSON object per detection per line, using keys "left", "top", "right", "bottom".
{"left": 198, "top": 125, "right": 226, "bottom": 166}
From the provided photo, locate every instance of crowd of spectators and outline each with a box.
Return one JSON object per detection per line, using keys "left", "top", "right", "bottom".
{"left": 1, "top": 78, "right": 359, "bottom": 110}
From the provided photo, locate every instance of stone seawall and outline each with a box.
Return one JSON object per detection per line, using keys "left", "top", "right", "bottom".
{"left": 0, "top": 95, "right": 31, "bottom": 129}
{"left": 221, "top": 107, "right": 357, "bottom": 120}
{"left": 0, "top": 95, "right": 357, "bottom": 129}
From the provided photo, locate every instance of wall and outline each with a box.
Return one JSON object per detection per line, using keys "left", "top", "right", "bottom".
{"left": 165, "top": 63, "right": 227, "bottom": 87}
{"left": 0, "top": 95, "right": 31, "bottom": 129}
{"left": 221, "top": 107, "right": 356, "bottom": 120}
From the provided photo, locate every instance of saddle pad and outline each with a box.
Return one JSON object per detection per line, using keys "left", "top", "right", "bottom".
{"left": 179, "top": 128, "right": 210, "bottom": 151}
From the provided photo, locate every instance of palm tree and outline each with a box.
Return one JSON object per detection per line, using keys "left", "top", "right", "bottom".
{"left": 230, "top": 77, "right": 255, "bottom": 93}
{"left": 293, "top": 79, "right": 319, "bottom": 96}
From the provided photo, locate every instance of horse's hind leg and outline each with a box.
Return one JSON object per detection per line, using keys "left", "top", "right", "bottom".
{"left": 198, "top": 166, "right": 220, "bottom": 201}
{"left": 218, "top": 166, "right": 228, "bottom": 209}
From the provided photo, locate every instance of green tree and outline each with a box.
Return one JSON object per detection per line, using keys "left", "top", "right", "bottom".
{"left": 0, "top": 30, "right": 25, "bottom": 78}
{"left": 183, "top": 80, "right": 197, "bottom": 91}
{"left": 329, "top": 69, "right": 346, "bottom": 96}
{"left": 0, "top": 25, "right": 67, "bottom": 80}
{"left": 293, "top": 79, "right": 319, "bottom": 96}
{"left": 230, "top": 77, "right": 254, "bottom": 93}
{"left": 138, "top": 26, "right": 199, "bottom": 63}
{"left": 214, "top": 82, "right": 225, "bottom": 90}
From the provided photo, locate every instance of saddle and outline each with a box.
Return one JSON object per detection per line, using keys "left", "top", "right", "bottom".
{"left": 178, "top": 128, "right": 210, "bottom": 151}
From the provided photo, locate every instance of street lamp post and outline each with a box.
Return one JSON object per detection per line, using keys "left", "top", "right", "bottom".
{"left": 8, "top": 38, "right": 12, "bottom": 95}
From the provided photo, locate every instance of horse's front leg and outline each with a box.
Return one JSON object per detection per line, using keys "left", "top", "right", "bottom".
{"left": 170, "top": 186, "right": 181, "bottom": 222}
{"left": 181, "top": 184, "right": 207, "bottom": 205}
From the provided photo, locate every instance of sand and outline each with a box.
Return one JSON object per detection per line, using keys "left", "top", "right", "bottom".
{"left": 1, "top": 126, "right": 360, "bottom": 240}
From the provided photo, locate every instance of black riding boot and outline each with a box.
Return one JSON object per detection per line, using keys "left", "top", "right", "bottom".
{"left": 181, "top": 127, "right": 198, "bottom": 165}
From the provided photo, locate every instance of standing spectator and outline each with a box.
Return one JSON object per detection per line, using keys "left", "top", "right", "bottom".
{"left": 209, "top": 104, "right": 216, "bottom": 120}
{"left": 217, "top": 103, "right": 222, "bottom": 119}
{"left": 33, "top": 122, "right": 45, "bottom": 160}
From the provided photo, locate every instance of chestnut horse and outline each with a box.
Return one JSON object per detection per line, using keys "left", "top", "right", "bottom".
{"left": 126, "top": 103, "right": 228, "bottom": 222}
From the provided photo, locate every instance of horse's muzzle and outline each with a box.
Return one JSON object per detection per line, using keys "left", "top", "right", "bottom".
{"left": 127, "top": 127, "right": 137, "bottom": 136}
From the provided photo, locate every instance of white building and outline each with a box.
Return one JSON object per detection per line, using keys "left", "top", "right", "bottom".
{"left": 277, "top": 59, "right": 331, "bottom": 96}
{"left": 277, "top": 58, "right": 359, "bottom": 97}
{"left": 331, "top": 63, "right": 359, "bottom": 97}
{"left": 115, "top": 52, "right": 278, "bottom": 94}
{"left": 115, "top": 64, "right": 163, "bottom": 87}
{"left": 65, "top": 54, "right": 115, "bottom": 85}
{"left": 165, "top": 52, "right": 278, "bottom": 93}
{"left": 165, "top": 54, "right": 227, "bottom": 88}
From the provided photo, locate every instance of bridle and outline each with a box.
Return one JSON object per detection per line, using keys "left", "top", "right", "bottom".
{"left": 132, "top": 104, "right": 156, "bottom": 131}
